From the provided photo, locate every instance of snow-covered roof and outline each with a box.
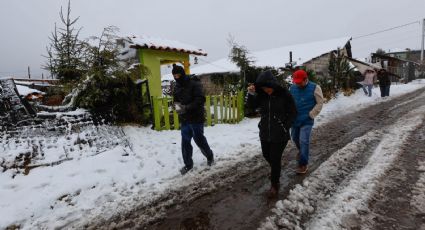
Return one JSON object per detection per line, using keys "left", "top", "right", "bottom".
{"left": 14, "top": 80, "right": 51, "bottom": 87}
{"left": 126, "top": 35, "right": 207, "bottom": 56}
{"left": 16, "top": 85, "right": 44, "bottom": 96}
{"left": 187, "top": 37, "right": 351, "bottom": 76}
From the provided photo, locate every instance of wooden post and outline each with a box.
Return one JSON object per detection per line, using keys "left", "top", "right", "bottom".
{"left": 27, "top": 66, "right": 31, "bottom": 79}
{"left": 232, "top": 95, "right": 236, "bottom": 123}
{"left": 153, "top": 97, "right": 162, "bottom": 131}
{"left": 219, "top": 95, "right": 224, "bottom": 123}
{"left": 173, "top": 110, "right": 179, "bottom": 130}
{"left": 237, "top": 91, "right": 244, "bottom": 122}
{"left": 163, "top": 98, "right": 170, "bottom": 130}
{"left": 213, "top": 96, "right": 218, "bottom": 125}
{"left": 206, "top": 96, "right": 212, "bottom": 126}
{"left": 223, "top": 95, "right": 228, "bottom": 123}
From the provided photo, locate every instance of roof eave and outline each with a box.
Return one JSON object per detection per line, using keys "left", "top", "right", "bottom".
{"left": 129, "top": 44, "right": 207, "bottom": 56}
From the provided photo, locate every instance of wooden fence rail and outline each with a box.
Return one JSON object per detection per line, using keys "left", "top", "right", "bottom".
{"left": 152, "top": 91, "right": 244, "bottom": 131}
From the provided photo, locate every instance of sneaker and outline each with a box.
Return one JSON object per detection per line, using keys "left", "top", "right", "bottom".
{"left": 180, "top": 166, "right": 193, "bottom": 175}
{"left": 296, "top": 165, "right": 308, "bottom": 174}
{"left": 207, "top": 157, "right": 214, "bottom": 166}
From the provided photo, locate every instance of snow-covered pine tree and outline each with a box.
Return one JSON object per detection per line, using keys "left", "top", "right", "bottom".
{"left": 227, "top": 34, "right": 255, "bottom": 91}
{"left": 43, "top": 0, "right": 86, "bottom": 83}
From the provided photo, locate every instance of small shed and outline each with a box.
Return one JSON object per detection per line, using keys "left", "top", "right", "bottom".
{"left": 371, "top": 53, "right": 421, "bottom": 82}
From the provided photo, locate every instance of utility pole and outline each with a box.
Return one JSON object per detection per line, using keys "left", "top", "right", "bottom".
{"left": 27, "top": 66, "right": 31, "bottom": 79}
{"left": 421, "top": 18, "right": 425, "bottom": 63}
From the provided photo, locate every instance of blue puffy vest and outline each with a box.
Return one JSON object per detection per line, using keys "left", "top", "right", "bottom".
{"left": 290, "top": 82, "right": 317, "bottom": 127}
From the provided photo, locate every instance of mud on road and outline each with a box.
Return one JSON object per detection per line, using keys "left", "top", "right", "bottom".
{"left": 94, "top": 87, "right": 425, "bottom": 230}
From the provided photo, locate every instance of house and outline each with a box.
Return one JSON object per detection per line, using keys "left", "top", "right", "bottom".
{"left": 385, "top": 49, "right": 422, "bottom": 63}
{"left": 371, "top": 53, "right": 422, "bottom": 82}
{"left": 175, "top": 37, "right": 353, "bottom": 94}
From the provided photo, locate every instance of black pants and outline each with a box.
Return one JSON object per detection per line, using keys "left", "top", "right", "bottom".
{"left": 261, "top": 140, "right": 289, "bottom": 185}
{"left": 379, "top": 85, "right": 390, "bottom": 97}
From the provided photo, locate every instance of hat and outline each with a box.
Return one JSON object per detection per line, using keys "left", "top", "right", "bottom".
{"left": 172, "top": 64, "right": 185, "bottom": 76}
{"left": 292, "top": 70, "right": 308, "bottom": 84}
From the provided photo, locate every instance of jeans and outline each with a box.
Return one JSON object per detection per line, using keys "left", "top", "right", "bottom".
{"left": 362, "top": 84, "right": 373, "bottom": 97}
{"left": 261, "top": 140, "right": 289, "bottom": 185}
{"left": 379, "top": 85, "right": 390, "bottom": 97}
{"left": 291, "top": 125, "right": 313, "bottom": 167}
{"left": 181, "top": 123, "right": 213, "bottom": 168}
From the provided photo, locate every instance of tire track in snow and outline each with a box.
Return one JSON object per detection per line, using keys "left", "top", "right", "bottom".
{"left": 259, "top": 105, "right": 425, "bottom": 230}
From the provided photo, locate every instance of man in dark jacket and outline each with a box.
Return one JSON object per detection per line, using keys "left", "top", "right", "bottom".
{"left": 290, "top": 70, "right": 324, "bottom": 174}
{"left": 172, "top": 64, "right": 214, "bottom": 175}
{"left": 377, "top": 69, "right": 391, "bottom": 97}
{"left": 247, "top": 70, "right": 297, "bottom": 197}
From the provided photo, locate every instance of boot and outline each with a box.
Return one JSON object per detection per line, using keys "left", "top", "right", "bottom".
{"left": 267, "top": 183, "right": 279, "bottom": 198}
{"left": 180, "top": 166, "right": 193, "bottom": 175}
{"left": 296, "top": 165, "right": 308, "bottom": 174}
{"left": 207, "top": 156, "right": 214, "bottom": 166}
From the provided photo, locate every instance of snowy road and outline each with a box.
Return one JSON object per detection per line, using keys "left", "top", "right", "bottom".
{"left": 129, "top": 87, "right": 425, "bottom": 230}
{"left": 1, "top": 84, "right": 425, "bottom": 229}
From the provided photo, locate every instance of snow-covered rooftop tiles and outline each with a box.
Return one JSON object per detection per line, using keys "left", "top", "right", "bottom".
{"left": 127, "top": 35, "right": 207, "bottom": 56}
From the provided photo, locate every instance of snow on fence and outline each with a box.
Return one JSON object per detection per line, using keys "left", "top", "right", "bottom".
{"left": 152, "top": 91, "right": 245, "bottom": 131}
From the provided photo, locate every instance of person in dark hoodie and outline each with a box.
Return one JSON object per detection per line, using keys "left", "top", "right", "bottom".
{"left": 247, "top": 70, "right": 297, "bottom": 197}
{"left": 172, "top": 64, "right": 214, "bottom": 175}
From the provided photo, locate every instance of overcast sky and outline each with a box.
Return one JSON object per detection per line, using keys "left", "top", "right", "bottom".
{"left": 0, "top": 0, "right": 424, "bottom": 78}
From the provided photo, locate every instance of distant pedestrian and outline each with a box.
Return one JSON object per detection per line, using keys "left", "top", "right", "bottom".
{"left": 247, "top": 70, "right": 297, "bottom": 198}
{"left": 377, "top": 69, "right": 391, "bottom": 97}
{"left": 172, "top": 64, "right": 214, "bottom": 175}
{"left": 290, "top": 70, "right": 324, "bottom": 174}
{"left": 361, "top": 69, "right": 376, "bottom": 97}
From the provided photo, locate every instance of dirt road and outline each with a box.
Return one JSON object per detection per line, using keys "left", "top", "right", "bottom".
{"left": 96, "top": 87, "right": 425, "bottom": 230}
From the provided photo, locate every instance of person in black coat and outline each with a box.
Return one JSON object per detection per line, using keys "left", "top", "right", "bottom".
{"left": 172, "top": 64, "right": 214, "bottom": 175}
{"left": 247, "top": 70, "right": 297, "bottom": 197}
{"left": 377, "top": 69, "right": 391, "bottom": 97}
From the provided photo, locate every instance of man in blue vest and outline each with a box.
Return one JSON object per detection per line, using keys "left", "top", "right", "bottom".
{"left": 290, "top": 69, "right": 324, "bottom": 174}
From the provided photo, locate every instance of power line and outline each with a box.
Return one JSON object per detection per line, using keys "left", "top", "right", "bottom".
{"left": 197, "top": 57, "right": 235, "bottom": 72}
{"left": 352, "top": 31, "right": 420, "bottom": 50}
{"left": 352, "top": 21, "right": 420, "bottom": 39}
{"left": 353, "top": 34, "right": 421, "bottom": 53}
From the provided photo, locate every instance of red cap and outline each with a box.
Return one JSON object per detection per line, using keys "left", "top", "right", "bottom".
{"left": 292, "top": 70, "right": 308, "bottom": 84}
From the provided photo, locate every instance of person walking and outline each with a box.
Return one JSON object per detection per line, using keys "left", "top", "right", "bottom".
{"left": 362, "top": 69, "right": 376, "bottom": 97}
{"left": 247, "top": 70, "right": 297, "bottom": 197}
{"left": 377, "top": 69, "right": 391, "bottom": 97}
{"left": 290, "top": 70, "right": 324, "bottom": 174}
{"left": 172, "top": 64, "right": 214, "bottom": 175}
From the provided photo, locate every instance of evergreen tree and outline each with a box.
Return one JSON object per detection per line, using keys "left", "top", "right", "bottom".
{"left": 328, "top": 50, "right": 356, "bottom": 91}
{"left": 227, "top": 34, "right": 255, "bottom": 90}
{"left": 43, "top": 0, "right": 86, "bottom": 83}
{"left": 376, "top": 48, "right": 386, "bottom": 55}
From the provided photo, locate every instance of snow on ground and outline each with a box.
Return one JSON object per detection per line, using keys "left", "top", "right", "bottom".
{"left": 260, "top": 104, "right": 425, "bottom": 230}
{"left": 315, "top": 82, "right": 425, "bottom": 125}
{"left": 37, "top": 108, "right": 88, "bottom": 118}
{"left": 0, "top": 82, "right": 424, "bottom": 229}
{"left": 411, "top": 157, "right": 425, "bottom": 214}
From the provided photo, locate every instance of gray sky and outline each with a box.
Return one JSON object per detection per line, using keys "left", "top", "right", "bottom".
{"left": 0, "top": 0, "right": 424, "bottom": 78}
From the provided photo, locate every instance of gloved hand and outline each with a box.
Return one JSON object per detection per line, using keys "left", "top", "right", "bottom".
{"left": 174, "top": 102, "right": 187, "bottom": 114}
